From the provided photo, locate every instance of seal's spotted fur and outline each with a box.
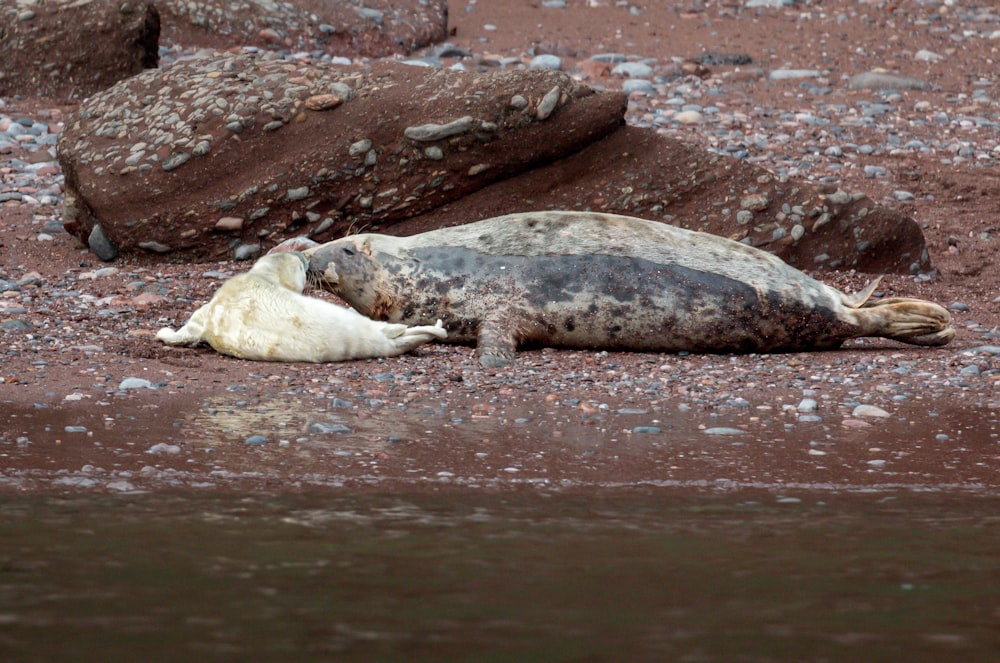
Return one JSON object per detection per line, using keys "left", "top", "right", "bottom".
{"left": 307, "top": 211, "right": 953, "bottom": 367}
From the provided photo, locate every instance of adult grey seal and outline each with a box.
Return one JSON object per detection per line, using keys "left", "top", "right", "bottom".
{"left": 305, "top": 211, "right": 954, "bottom": 367}
{"left": 156, "top": 251, "right": 446, "bottom": 362}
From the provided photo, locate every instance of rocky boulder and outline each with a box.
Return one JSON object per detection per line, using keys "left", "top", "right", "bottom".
{"left": 159, "top": 0, "right": 448, "bottom": 58}
{"left": 391, "top": 127, "right": 931, "bottom": 274}
{"left": 0, "top": 0, "right": 159, "bottom": 101}
{"left": 58, "top": 52, "right": 627, "bottom": 261}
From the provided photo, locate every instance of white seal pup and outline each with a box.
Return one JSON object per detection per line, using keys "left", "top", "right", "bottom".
{"left": 155, "top": 252, "right": 446, "bottom": 362}
{"left": 305, "top": 210, "right": 954, "bottom": 368}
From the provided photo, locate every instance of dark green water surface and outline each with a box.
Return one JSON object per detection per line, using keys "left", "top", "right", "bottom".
{"left": 1, "top": 491, "right": 997, "bottom": 662}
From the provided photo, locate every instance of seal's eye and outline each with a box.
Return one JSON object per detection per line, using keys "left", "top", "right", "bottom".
{"left": 343, "top": 247, "right": 356, "bottom": 256}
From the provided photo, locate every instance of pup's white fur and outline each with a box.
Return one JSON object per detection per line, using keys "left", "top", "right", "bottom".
{"left": 155, "top": 252, "right": 446, "bottom": 362}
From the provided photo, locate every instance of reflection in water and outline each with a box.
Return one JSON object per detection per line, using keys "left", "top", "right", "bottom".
{"left": 1, "top": 492, "right": 998, "bottom": 662}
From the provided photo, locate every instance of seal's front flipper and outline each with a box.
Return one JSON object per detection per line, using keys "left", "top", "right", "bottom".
{"left": 403, "top": 319, "right": 448, "bottom": 341}
{"left": 156, "top": 324, "right": 201, "bottom": 346}
{"left": 380, "top": 323, "right": 408, "bottom": 339}
{"left": 476, "top": 315, "right": 520, "bottom": 368}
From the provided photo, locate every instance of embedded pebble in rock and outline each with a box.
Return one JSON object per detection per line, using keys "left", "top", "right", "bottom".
{"left": 58, "top": 55, "right": 625, "bottom": 260}
{"left": 404, "top": 116, "right": 478, "bottom": 141}
{"left": 215, "top": 216, "right": 244, "bottom": 231}
{"left": 535, "top": 85, "right": 563, "bottom": 120}
{"left": 703, "top": 427, "right": 745, "bottom": 436}
{"left": 244, "top": 435, "right": 268, "bottom": 446}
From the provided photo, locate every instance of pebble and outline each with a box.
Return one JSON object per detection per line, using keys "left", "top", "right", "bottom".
{"left": 119, "top": 377, "right": 154, "bottom": 390}
{"left": 612, "top": 62, "right": 653, "bottom": 78}
{"left": 233, "top": 244, "right": 261, "bottom": 261}
{"left": 309, "top": 422, "right": 353, "bottom": 434}
{"left": 703, "top": 427, "right": 744, "bottom": 436}
{"left": 529, "top": 55, "right": 562, "bottom": 71}
{"left": 852, "top": 404, "right": 891, "bottom": 419}
{"left": 965, "top": 345, "right": 1000, "bottom": 356}
{"left": 914, "top": 49, "right": 945, "bottom": 63}
{"left": 797, "top": 398, "right": 818, "bottom": 412}
{"left": 632, "top": 426, "right": 661, "bottom": 434}
{"left": 674, "top": 110, "right": 704, "bottom": 125}
{"left": 847, "top": 72, "right": 929, "bottom": 90}
{"left": 769, "top": 69, "right": 822, "bottom": 80}
{"left": 88, "top": 225, "right": 119, "bottom": 262}
{"left": 621, "top": 79, "right": 655, "bottom": 95}
{"left": 147, "top": 443, "right": 181, "bottom": 455}
{"left": 244, "top": 435, "right": 268, "bottom": 446}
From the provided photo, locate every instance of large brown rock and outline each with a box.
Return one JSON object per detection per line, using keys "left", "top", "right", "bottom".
{"left": 392, "top": 127, "right": 931, "bottom": 274}
{"left": 58, "top": 52, "right": 627, "bottom": 261}
{"left": 159, "top": 0, "right": 448, "bottom": 57}
{"left": 0, "top": 0, "right": 159, "bottom": 101}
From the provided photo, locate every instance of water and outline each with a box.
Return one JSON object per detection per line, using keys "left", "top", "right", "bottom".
{"left": 3, "top": 388, "right": 999, "bottom": 660}
{"left": 1, "top": 491, "right": 998, "bottom": 662}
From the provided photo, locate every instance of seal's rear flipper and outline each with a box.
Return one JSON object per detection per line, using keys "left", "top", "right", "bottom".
{"left": 853, "top": 297, "right": 954, "bottom": 346}
{"left": 841, "top": 277, "right": 883, "bottom": 309}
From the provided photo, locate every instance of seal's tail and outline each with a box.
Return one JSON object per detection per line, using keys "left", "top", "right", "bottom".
{"left": 851, "top": 297, "right": 955, "bottom": 346}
